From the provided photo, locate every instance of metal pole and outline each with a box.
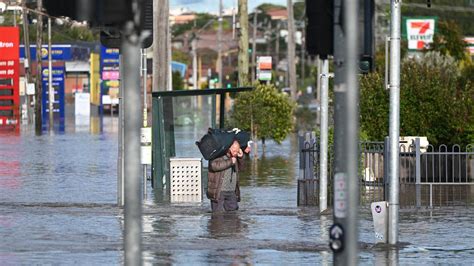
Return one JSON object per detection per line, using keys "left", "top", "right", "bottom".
{"left": 218, "top": 0, "right": 223, "bottom": 88}
{"left": 251, "top": 8, "right": 257, "bottom": 83}
{"left": 142, "top": 49, "right": 148, "bottom": 200}
{"left": 388, "top": 0, "right": 401, "bottom": 245}
{"left": 344, "top": 0, "right": 360, "bottom": 263}
{"left": 22, "top": 4, "right": 33, "bottom": 124}
{"left": 319, "top": 59, "right": 329, "bottom": 213}
{"left": 142, "top": 49, "right": 147, "bottom": 127}
{"left": 48, "top": 17, "right": 53, "bottom": 130}
{"left": 192, "top": 39, "right": 197, "bottom": 90}
{"left": 122, "top": 19, "right": 143, "bottom": 265}
{"left": 118, "top": 55, "right": 125, "bottom": 206}
{"left": 35, "top": 0, "right": 43, "bottom": 135}
{"left": 331, "top": 0, "right": 359, "bottom": 264}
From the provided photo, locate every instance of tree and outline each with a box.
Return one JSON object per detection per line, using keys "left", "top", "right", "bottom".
{"left": 360, "top": 52, "right": 474, "bottom": 147}
{"left": 172, "top": 71, "right": 184, "bottom": 90}
{"left": 231, "top": 83, "right": 295, "bottom": 153}
{"left": 430, "top": 20, "right": 469, "bottom": 63}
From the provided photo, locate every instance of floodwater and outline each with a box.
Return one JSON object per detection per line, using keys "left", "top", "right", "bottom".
{"left": 1, "top": 116, "right": 474, "bottom": 265}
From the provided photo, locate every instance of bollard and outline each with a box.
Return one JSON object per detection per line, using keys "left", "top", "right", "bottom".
{"left": 371, "top": 201, "right": 389, "bottom": 244}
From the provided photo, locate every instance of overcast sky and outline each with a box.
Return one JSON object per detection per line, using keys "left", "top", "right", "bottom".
{"left": 171, "top": 0, "right": 288, "bottom": 13}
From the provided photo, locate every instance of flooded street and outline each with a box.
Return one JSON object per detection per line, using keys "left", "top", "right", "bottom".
{"left": 1, "top": 116, "right": 473, "bottom": 264}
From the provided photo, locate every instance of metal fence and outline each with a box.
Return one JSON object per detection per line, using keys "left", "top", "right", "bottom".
{"left": 300, "top": 135, "right": 474, "bottom": 208}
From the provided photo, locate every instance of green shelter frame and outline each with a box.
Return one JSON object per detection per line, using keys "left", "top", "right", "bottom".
{"left": 151, "top": 87, "right": 253, "bottom": 196}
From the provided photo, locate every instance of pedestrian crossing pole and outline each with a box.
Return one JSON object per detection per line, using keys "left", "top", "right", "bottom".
{"left": 388, "top": 0, "right": 401, "bottom": 245}
{"left": 330, "top": 0, "right": 360, "bottom": 264}
{"left": 122, "top": 1, "right": 143, "bottom": 264}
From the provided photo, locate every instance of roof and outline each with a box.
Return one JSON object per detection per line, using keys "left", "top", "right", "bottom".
{"left": 266, "top": 8, "right": 288, "bottom": 20}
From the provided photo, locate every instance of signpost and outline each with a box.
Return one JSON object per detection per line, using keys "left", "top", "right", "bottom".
{"left": 41, "top": 65, "right": 65, "bottom": 130}
{"left": 100, "top": 46, "right": 120, "bottom": 113}
{"left": 256, "top": 56, "right": 272, "bottom": 82}
{"left": 0, "top": 27, "right": 20, "bottom": 131}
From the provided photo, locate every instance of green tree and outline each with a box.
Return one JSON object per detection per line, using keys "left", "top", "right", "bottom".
{"left": 231, "top": 82, "right": 295, "bottom": 147}
{"left": 430, "top": 20, "right": 469, "bottom": 63}
{"left": 360, "top": 52, "right": 474, "bottom": 146}
{"left": 172, "top": 71, "right": 185, "bottom": 90}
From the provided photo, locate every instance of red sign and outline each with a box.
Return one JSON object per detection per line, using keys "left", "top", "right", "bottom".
{"left": 0, "top": 27, "right": 20, "bottom": 130}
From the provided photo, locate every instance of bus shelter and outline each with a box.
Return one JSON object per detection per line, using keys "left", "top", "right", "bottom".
{"left": 151, "top": 87, "right": 253, "bottom": 200}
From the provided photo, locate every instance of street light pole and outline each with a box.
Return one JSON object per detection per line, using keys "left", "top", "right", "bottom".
{"left": 218, "top": 0, "right": 223, "bottom": 88}
{"left": 35, "top": 0, "right": 43, "bottom": 135}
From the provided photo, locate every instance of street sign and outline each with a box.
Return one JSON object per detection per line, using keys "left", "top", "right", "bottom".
{"left": 257, "top": 56, "right": 272, "bottom": 81}
{"left": 403, "top": 17, "right": 437, "bottom": 50}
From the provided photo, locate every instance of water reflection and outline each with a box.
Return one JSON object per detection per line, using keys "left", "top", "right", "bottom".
{"left": 207, "top": 212, "right": 247, "bottom": 239}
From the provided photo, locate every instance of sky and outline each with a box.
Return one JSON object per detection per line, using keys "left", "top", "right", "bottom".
{"left": 171, "top": 0, "right": 288, "bottom": 13}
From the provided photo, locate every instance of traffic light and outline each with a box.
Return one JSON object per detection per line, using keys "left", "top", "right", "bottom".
{"left": 45, "top": 0, "right": 153, "bottom": 49}
{"left": 305, "top": 0, "right": 334, "bottom": 59}
{"left": 359, "top": 55, "right": 372, "bottom": 74}
{"left": 43, "top": 0, "right": 151, "bottom": 28}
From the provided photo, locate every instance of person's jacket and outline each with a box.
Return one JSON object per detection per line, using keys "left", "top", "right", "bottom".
{"left": 207, "top": 156, "right": 243, "bottom": 202}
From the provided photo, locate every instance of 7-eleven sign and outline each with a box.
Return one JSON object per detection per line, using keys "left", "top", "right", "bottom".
{"left": 406, "top": 18, "right": 436, "bottom": 50}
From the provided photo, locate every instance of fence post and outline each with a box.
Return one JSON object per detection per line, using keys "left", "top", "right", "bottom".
{"left": 384, "top": 137, "right": 390, "bottom": 201}
{"left": 415, "top": 138, "right": 421, "bottom": 207}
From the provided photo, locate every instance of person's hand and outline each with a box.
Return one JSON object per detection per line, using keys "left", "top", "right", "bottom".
{"left": 231, "top": 157, "right": 237, "bottom": 164}
{"left": 244, "top": 146, "right": 251, "bottom": 154}
{"left": 237, "top": 149, "right": 244, "bottom": 158}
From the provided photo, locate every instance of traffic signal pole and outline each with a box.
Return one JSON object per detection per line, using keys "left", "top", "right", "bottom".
{"left": 388, "top": 0, "right": 401, "bottom": 245}
{"left": 122, "top": 5, "right": 143, "bottom": 265}
{"left": 331, "top": 0, "right": 359, "bottom": 264}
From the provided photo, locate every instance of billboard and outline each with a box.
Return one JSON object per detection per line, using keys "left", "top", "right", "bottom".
{"left": 20, "top": 45, "right": 90, "bottom": 61}
{"left": 42, "top": 66, "right": 65, "bottom": 122}
{"left": 100, "top": 46, "right": 120, "bottom": 106}
{"left": 0, "top": 27, "right": 20, "bottom": 129}
{"left": 403, "top": 17, "right": 437, "bottom": 51}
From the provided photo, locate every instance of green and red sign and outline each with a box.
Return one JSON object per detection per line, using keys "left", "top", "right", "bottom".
{"left": 0, "top": 27, "right": 20, "bottom": 129}
{"left": 403, "top": 17, "right": 437, "bottom": 51}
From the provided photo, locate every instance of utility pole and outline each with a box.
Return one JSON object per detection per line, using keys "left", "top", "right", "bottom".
{"left": 218, "top": 0, "right": 223, "bottom": 88}
{"left": 237, "top": 0, "right": 249, "bottom": 86}
{"left": 331, "top": 0, "right": 360, "bottom": 264}
{"left": 47, "top": 17, "right": 53, "bottom": 130}
{"left": 300, "top": 18, "right": 306, "bottom": 87}
{"left": 286, "top": 0, "right": 297, "bottom": 100}
{"left": 275, "top": 21, "right": 280, "bottom": 75}
{"left": 388, "top": 0, "right": 401, "bottom": 246}
{"left": 22, "top": 2, "right": 33, "bottom": 123}
{"left": 192, "top": 38, "right": 198, "bottom": 90}
{"left": 251, "top": 9, "right": 257, "bottom": 83}
{"left": 153, "top": 0, "right": 169, "bottom": 92}
{"left": 35, "top": 0, "right": 43, "bottom": 135}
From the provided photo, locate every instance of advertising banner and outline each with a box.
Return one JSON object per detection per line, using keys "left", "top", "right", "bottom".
{"left": 403, "top": 17, "right": 437, "bottom": 51}
{"left": 0, "top": 27, "right": 20, "bottom": 129}
{"left": 42, "top": 66, "right": 65, "bottom": 121}
{"left": 100, "top": 46, "right": 120, "bottom": 106}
